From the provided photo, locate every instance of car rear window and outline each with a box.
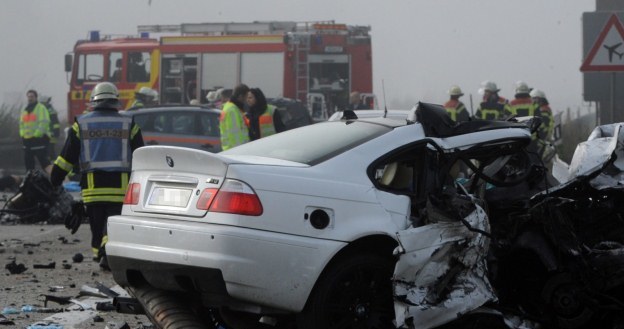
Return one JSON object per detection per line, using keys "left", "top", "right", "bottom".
{"left": 222, "top": 121, "right": 391, "bottom": 165}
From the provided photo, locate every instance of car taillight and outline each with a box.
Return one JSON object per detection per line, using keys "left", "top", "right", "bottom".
{"left": 204, "top": 179, "right": 263, "bottom": 216}
{"left": 196, "top": 188, "right": 218, "bottom": 210}
{"left": 123, "top": 183, "right": 141, "bottom": 205}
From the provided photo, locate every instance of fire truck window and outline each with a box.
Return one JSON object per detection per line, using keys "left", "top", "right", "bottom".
{"left": 109, "top": 52, "right": 123, "bottom": 82}
{"left": 77, "top": 54, "right": 104, "bottom": 85}
{"left": 127, "top": 52, "right": 150, "bottom": 83}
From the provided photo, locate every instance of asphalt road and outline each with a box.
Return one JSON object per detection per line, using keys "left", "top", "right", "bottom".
{"left": 0, "top": 201, "right": 153, "bottom": 328}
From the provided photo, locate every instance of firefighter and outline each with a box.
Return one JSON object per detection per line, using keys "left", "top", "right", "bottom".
{"left": 127, "top": 87, "right": 154, "bottom": 111}
{"left": 505, "top": 81, "right": 539, "bottom": 119}
{"left": 474, "top": 80, "right": 509, "bottom": 120}
{"left": 245, "top": 88, "right": 284, "bottom": 141}
{"left": 39, "top": 96, "right": 61, "bottom": 158}
{"left": 347, "top": 91, "right": 370, "bottom": 110}
{"left": 19, "top": 90, "right": 51, "bottom": 173}
{"left": 444, "top": 85, "right": 470, "bottom": 122}
{"left": 216, "top": 88, "right": 233, "bottom": 110}
{"left": 220, "top": 84, "right": 250, "bottom": 150}
{"left": 50, "top": 82, "right": 144, "bottom": 270}
{"left": 530, "top": 89, "right": 555, "bottom": 142}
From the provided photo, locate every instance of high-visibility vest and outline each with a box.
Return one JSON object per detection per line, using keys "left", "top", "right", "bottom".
{"left": 19, "top": 103, "right": 50, "bottom": 139}
{"left": 476, "top": 97, "right": 508, "bottom": 120}
{"left": 45, "top": 104, "right": 61, "bottom": 143}
{"left": 220, "top": 101, "right": 249, "bottom": 150}
{"left": 259, "top": 105, "right": 277, "bottom": 138}
{"left": 444, "top": 100, "right": 467, "bottom": 122}
{"left": 128, "top": 99, "right": 144, "bottom": 110}
{"left": 507, "top": 97, "right": 539, "bottom": 117}
{"left": 538, "top": 104, "right": 554, "bottom": 141}
{"left": 77, "top": 111, "right": 133, "bottom": 173}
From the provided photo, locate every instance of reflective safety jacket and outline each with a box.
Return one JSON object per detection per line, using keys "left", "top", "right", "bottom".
{"left": 259, "top": 105, "right": 277, "bottom": 138}
{"left": 537, "top": 104, "right": 554, "bottom": 141}
{"left": 220, "top": 101, "right": 249, "bottom": 150}
{"left": 475, "top": 96, "right": 509, "bottom": 120}
{"left": 50, "top": 107, "right": 144, "bottom": 204}
{"left": 506, "top": 96, "right": 539, "bottom": 118}
{"left": 127, "top": 99, "right": 144, "bottom": 110}
{"left": 19, "top": 102, "right": 50, "bottom": 139}
{"left": 443, "top": 100, "right": 470, "bottom": 122}
{"left": 45, "top": 104, "right": 61, "bottom": 144}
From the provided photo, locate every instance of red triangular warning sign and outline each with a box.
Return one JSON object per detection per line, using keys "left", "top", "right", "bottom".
{"left": 581, "top": 14, "right": 624, "bottom": 72}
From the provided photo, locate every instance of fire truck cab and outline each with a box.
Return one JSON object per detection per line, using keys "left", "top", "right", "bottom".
{"left": 65, "top": 21, "right": 374, "bottom": 123}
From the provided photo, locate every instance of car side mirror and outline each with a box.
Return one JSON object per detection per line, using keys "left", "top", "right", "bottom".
{"left": 64, "top": 54, "right": 73, "bottom": 72}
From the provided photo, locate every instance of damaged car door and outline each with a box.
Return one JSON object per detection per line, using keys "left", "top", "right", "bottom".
{"left": 374, "top": 141, "right": 520, "bottom": 328}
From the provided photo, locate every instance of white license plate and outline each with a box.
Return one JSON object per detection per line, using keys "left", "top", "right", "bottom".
{"left": 148, "top": 187, "right": 192, "bottom": 207}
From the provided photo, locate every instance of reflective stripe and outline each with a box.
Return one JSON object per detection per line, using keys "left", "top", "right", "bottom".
{"left": 81, "top": 172, "right": 128, "bottom": 204}
{"left": 82, "top": 161, "right": 131, "bottom": 170}
{"left": 54, "top": 156, "right": 74, "bottom": 173}
{"left": 508, "top": 98, "right": 538, "bottom": 117}
{"left": 259, "top": 105, "right": 276, "bottom": 137}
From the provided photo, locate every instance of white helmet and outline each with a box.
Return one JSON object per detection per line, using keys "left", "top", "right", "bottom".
{"left": 91, "top": 82, "right": 119, "bottom": 101}
{"left": 515, "top": 81, "right": 530, "bottom": 94}
{"left": 530, "top": 89, "right": 546, "bottom": 99}
{"left": 448, "top": 85, "right": 464, "bottom": 96}
{"left": 206, "top": 90, "right": 218, "bottom": 102}
{"left": 478, "top": 80, "right": 499, "bottom": 94}
{"left": 38, "top": 95, "right": 52, "bottom": 104}
{"left": 137, "top": 86, "right": 152, "bottom": 96}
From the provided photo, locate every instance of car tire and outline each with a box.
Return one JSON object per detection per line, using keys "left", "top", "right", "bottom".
{"left": 297, "top": 253, "right": 395, "bottom": 329}
{"left": 129, "top": 283, "right": 216, "bottom": 329}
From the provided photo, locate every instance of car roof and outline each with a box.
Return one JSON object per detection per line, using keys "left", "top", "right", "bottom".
{"left": 120, "top": 105, "right": 221, "bottom": 115}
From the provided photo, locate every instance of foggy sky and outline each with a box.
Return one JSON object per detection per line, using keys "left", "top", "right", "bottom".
{"left": 0, "top": 0, "right": 595, "bottom": 121}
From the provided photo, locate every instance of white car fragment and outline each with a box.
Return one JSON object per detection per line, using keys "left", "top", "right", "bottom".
{"left": 393, "top": 205, "right": 495, "bottom": 329}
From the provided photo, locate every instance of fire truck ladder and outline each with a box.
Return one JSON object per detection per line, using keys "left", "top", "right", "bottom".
{"left": 294, "top": 34, "right": 311, "bottom": 103}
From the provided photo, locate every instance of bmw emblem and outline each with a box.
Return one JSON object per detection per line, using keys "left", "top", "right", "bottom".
{"left": 166, "top": 156, "right": 174, "bottom": 168}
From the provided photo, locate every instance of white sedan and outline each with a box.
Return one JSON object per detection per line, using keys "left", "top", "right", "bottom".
{"left": 106, "top": 103, "right": 537, "bottom": 328}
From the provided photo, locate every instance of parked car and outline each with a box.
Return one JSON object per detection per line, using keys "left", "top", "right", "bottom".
{"left": 106, "top": 103, "right": 624, "bottom": 329}
{"left": 121, "top": 106, "right": 222, "bottom": 152}
{"left": 123, "top": 103, "right": 313, "bottom": 152}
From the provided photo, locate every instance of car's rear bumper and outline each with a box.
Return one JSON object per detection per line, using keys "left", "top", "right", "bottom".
{"left": 106, "top": 214, "right": 346, "bottom": 312}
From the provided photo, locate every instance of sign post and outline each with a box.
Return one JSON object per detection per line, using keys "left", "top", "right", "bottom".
{"left": 581, "top": 14, "right": 624, "bottom": 124}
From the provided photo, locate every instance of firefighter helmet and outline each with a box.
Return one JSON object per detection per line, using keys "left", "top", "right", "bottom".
{"left": 515, "top": 81, "right": 530, "bottom": 94}
{"left": 530, "top": 89, "right": 546, "bottom": 99}
{"left": 38, "top": 95, "right": 52, "bottom": 104}
{"left": 478, "top": 80, "right": 499, "bottom": 94}
{"left": 137, "top": 87, "right": 153, "bottom": 96}
{"left": 91, "top": 82, "right": 119, "bottom": 101}
{"left": 448, "top": 85, "right": 464, "bottom": 96}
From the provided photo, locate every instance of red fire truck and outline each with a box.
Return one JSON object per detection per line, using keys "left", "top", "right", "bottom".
{"left": 65, "top": 21, "right": 374, "bottom": 123}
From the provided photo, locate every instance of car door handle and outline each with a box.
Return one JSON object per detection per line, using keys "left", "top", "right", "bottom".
{"left": 147, "top": 141, "right": 159, "bottom": 145}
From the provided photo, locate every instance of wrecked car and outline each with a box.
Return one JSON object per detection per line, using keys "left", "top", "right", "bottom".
{"left": 105, "top": 103, "right": 624, "bottom": 329}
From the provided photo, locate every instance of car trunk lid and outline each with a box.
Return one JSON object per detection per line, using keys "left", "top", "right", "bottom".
{"left": 124, "top": 146, "right": 230, "bottom": 218}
